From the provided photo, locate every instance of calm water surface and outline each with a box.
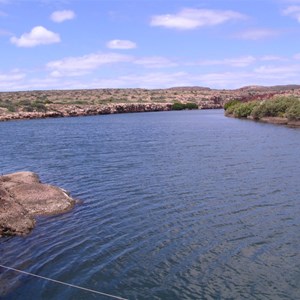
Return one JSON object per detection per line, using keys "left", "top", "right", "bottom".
{"left": 0, "top": 110, "right": 299, "bottom": 299}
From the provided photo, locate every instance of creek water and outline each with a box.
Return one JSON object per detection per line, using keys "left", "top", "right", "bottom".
{"left": 0, "top": 109, "right": 299, "bottom": 299}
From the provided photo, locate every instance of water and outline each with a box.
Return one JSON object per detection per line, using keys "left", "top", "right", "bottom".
{"left": 0, "top": 110, "right": 299, "bottom": 299}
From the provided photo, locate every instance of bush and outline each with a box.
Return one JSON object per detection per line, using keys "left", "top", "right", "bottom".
{"left": 185, "top": 102, "right": 198, "bottom": 110}
{"left": 225, "top": 102, "right": 241, "bottom": 116}
{"left": 6, "top": 103, "right": 17, "bottom": 112}
{"left": 171, "top": 102, "right": 198, "bottom": 110}
{"left": 23, "top": 105, "right": 34, "bottom": 112}
{"left": 251, "top": 96, "right": 299, "bottom": 119}
{"left": 286, "top": 100, "right": 300, "bottom": 121}
{"left": 233, "top": 102, "right": 257, "bottom": 118}
{"left": 251, "top": 103, "right": 265, "bottom": 119}
{"left": 224, "top": 99, "right": 240, "bottom": 111}
{"left": 0, "top": 100, "right": 17, "bottom": 112}
{"left": 172, "top": 102, "right": 185, "bottom": 110}
{"left": 31, "top": 101, "right": 47, "bottom": 112}
{"left": 17, "top": 100, "right": 32, "bottom": 106}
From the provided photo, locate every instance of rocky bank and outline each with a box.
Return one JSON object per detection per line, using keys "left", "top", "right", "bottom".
{"left": 0, "top": 172, "right": 75, "bottom": 237}
{"left": 0, "top": 103, "right": 174, "bottom": 122}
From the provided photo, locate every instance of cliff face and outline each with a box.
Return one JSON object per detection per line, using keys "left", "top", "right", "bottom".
{"left": 0, "top": 103, "right": 173, "bottom": 121}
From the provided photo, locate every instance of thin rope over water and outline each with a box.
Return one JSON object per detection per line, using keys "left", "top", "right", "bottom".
{"left": 0, "top": 264, "right": 128, "bottom": 300}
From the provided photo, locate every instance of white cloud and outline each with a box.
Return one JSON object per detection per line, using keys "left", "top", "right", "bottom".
{"left": 254, "top": 65, "right": 300, "bottom": 75}
{"left": 283, "top": 5, "right": 300, "bottom": 22}
{"left": 0, "top": 69, "right": 26, "bottom": 90}
{"left": 260, "top": 55, "right": 285, "bottom": 61}
{"left": 10, "top": 26, "right": 60, "bottom": 47}
{"left": 235, "top": 29, "right": 279, "bottom": 40}
{"left": 118, "top": 72, "right": 190, "bottom": 88}
{"left": 134, "top": 56, "right": 177, "bottom": 68}
{"left": 196, "top": 71, "right": 253, "bottom": 88}
{"left": 47, "top": 52, "right": 133, "bottom": 77}
{"left": 150, "top": 8, "right": 245, "bottom": 30}
{"left": 106, "top": 39, "right": 136, "bottom": 49}
{"left": 0, "top": 70, "right": 25, "bottom": 81}
{"left": 3, "top": 64, "right": 300, "bottom": 91}
{"left": 197, "top": 56, "right": 256, "bottom": 67}
{"left": 50, "top": 10, "right": 75, "bottom": 23}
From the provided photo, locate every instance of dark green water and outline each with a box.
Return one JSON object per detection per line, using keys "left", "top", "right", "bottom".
{"left": 0, "top": 110, "right": 299, "bottom": 299}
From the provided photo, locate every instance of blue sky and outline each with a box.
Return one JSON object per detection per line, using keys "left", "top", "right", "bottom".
{"left": 1, "top": 0, "right": 300, "bottom": 91}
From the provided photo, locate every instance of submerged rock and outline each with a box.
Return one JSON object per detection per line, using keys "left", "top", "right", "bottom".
{"left": 0, "top": 171, "right": 75, "bottom": 237}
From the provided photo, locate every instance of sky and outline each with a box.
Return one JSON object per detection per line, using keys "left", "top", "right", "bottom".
{"left": 1, "top": 0, "right": 300, "bottom": 91}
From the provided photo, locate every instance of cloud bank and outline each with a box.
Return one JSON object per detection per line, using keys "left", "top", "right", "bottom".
{"left": 150, "top": 8, "right": 245, "bottom": 30}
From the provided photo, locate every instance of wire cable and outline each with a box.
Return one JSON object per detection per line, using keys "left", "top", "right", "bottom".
{"left": 0, "top": 264, "right": 128, "bottom": 300}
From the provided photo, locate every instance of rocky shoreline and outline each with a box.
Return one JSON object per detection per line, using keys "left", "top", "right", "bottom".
{"left": 0, "top": 103, "right": 173, "bottom": 122}
{"left": 0, "top": 172, "right": 75, "bottom": 237}
{"left": 257, "top": 117, "right": 300, "bottom": 127}
{"left": 0, "top": 102, "right": 224, "bottom": 122}
{"left": 226, "top": 114, "right": 300, "bottom": 127}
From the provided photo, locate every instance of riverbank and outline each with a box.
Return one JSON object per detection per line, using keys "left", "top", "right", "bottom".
{"left": 1, "top": 85, "right": 299, "bottom": 122}
{"left": 224, "top": 96, "right": 300, "bottom": 127}
{"left": 227, "top": 114, "right": 300, "bottom": 127}
{"left": 0, "top": 103, "right": 173, "bottom": 121}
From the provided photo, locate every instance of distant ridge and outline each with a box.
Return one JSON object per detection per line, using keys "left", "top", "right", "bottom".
{"left": 167, "top": 86, "right": 211, "bottom": 91}
{"left": 237, "top": 84, "right": 300, "bottom": 91}
{"left": 167, "top": 85, "right": 300, "bottom": 92}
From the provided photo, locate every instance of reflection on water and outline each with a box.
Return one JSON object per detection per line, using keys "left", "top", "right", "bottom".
{"left": 0, "top": 110, "right": 299, "bottom": 299}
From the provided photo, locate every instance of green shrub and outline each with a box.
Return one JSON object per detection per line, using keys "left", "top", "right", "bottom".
{"left": 233, "top": 102, "right": 257, "bottom": 118}
{"left": 17, "top": 100, "right": 32, "bottom": 106}
{"left": 171, "top": 102, "right": 198, "bottom": 110}
{"left": 286, "top": 100, "right": 300, "bottom": 121}
{"left": 31, "top": 101, "right": 47, "bottom": 112}
{"left": 6, "top": 104, "right": 17, "bottom": 112}
{"left": 225, "top": 102, "right": 240, "bottom": 116}
{"left": 0, "top": 100, "right": 17, "bottom": 112}
{"left": 23, "top": 106, "right": 34, "bottom": 112}
{"left": 251, "top": 103, "right": 265, "bottom": 119}
{"left": 224, "top": 99, "right": 240, "bottom": 111}
{"left": 251, "top": 96, "right": 299, "bottom": 119}
{"left": 172, "top": 102, "right": 185, "bottom": 110}
{"left": 185, "top": 102, "right": 198, "bottom": 110}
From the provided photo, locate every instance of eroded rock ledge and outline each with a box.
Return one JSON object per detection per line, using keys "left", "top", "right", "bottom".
{"left": 0, "top": 172, "right": 75, "bottom": 237}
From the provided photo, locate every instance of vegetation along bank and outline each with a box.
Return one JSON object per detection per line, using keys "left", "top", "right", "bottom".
{"left": 224, "top": 96, "right": 300, "bottom": 127}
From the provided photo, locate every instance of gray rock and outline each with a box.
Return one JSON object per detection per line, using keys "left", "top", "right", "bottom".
{"left": 0, "top": 172, "right": 75, "bottom": 237}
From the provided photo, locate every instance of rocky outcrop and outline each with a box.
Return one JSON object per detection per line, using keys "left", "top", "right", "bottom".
{"left": 198, "top": 98, "right": 223, "bottom": 109}
{"left": 0, "top": 103, "right": 173, "bottom": 122}
{"left": 0, "top": 172, "right": 75, "bottom": 237}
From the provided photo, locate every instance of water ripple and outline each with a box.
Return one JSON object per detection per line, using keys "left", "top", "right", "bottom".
{"left": 0, "top": 110, "right": 300, "bottom": 299}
